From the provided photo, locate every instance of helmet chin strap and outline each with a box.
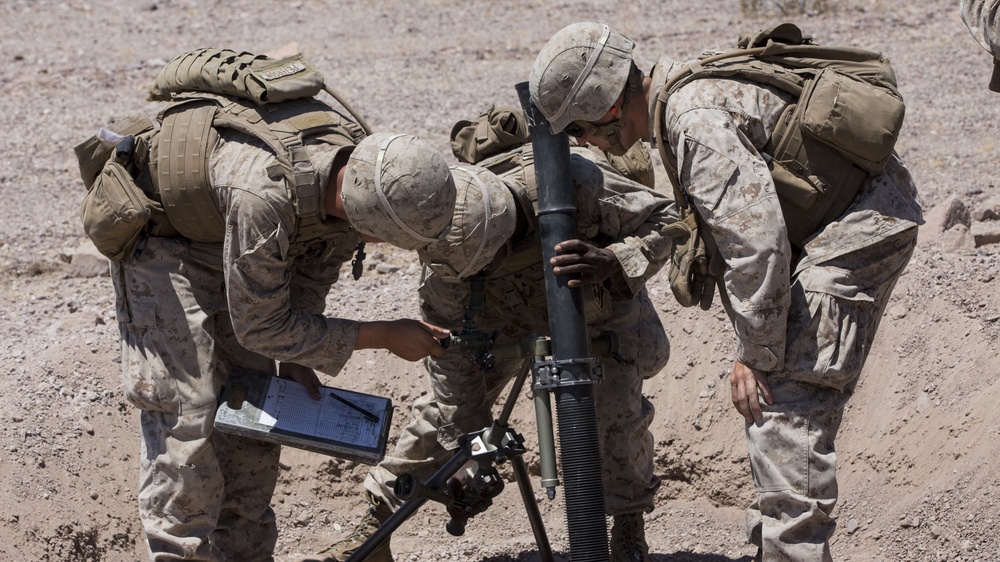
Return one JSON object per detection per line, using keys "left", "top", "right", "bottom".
{"left": 587, "top": 92, "right": 631, "bottom": 156}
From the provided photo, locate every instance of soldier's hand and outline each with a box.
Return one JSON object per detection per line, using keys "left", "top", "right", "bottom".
{"left": 730, "top": 360, "right": 773, "bottom": 425}
{"left": 357, "top": 319, "right": 451, "bottom": 362}
{"left": 550, "top": 239, "right": 620, "bottom": 288}
{"left": 278, "top": 362, "right": 322, "bottom": 400}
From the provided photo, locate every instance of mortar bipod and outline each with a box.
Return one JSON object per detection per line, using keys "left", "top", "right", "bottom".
{"left": 345, "top": 354, "right": 554, "bottom": 562}
{"left": 344, "top": 330, "right": 621, "bottom": 561}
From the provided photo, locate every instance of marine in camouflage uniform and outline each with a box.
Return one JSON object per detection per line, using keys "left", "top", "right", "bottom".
{"left": 112, "top": 124, "right": 454, "bottom": 560}
{"left": 961, "top": 0, "right": 1000, "bottom": 91}
{"left": 311, "top": 141, "right": 675, "bottom": 562}
{"left": 530, "top": 22, "right": 922, "bottom": 562}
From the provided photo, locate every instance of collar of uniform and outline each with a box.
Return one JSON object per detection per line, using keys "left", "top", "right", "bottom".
{"left": 307, "top": 143, "right": 355, "bottom": 221}
{"left": 647, "top": 53, "right": 681, "bottom": 150}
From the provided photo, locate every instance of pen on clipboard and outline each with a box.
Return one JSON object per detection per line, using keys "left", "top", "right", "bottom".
{"left": 329, "top": 391, "right": 379, "bottom": 423}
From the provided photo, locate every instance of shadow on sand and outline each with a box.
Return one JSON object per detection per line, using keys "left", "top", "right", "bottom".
{"left": 478, "top": 550, "right": 756, "bottom": 562}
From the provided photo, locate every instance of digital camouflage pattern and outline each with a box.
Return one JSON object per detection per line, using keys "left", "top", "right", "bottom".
{"left": 118, "top": 129, "right": 364, "bottom": 561}
{"left": 418, "top": 165, "right": 518, "bottom": 280}
{"left": 961, "top": 0, "right": 1000, "bottom": 91}
{"left": 118, "top": 235, "right": 283, "bottom": 561}
{"left": 341, "top": 133, "right": 456, "bottom": 250}
{"left": 962, "top": 0, "right": 1000, "bottom": 56}
{"left": 215, "top": 131, "right": 365, "bottom": 372}
{"left": 363, "top": 147, "right": 675, "bottom": 522}
{"left": 529, "top": 22, "right": 635, "bottom": 134}
{"left": 652, "top": 54, "right": 922, "bottom": 560}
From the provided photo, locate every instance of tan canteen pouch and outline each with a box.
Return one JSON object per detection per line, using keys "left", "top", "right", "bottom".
{"left": 79, "top": 137, "right": 161, "bottom": 262}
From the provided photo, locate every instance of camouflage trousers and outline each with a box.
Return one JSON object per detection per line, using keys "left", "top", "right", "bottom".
{"left": 365, "top": 291, "right": 668, "bottom": 516}
{"left": 744, "top": 227, "right": 918, "bottom": 562}
{"left": 114, "top": 237, "right": 280, "bottom": 561}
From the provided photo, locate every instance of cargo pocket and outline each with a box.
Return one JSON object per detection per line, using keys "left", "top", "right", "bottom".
{"left": 782, "top": 264, "right": 876, "bottom": 391}
{"left": 635, "top": 295, "right": 670, "bottom": 378}
{"left": 119, "top": 298, "right": 181, "bottom": 413}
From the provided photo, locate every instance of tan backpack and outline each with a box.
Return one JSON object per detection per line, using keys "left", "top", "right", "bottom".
{"left": 76, "top": 48, "right": 370, "bottom": 261}
{"left": 655, "top": 22, "right": 906, "bottom": 309}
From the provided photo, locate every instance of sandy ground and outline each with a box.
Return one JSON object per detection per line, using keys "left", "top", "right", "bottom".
{"left": 1, "top": 1, "right": 999, "bottom": 561}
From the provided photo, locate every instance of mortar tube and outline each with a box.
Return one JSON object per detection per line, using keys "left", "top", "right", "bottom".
{"left": 516, "top": 81, "right": 610, "bottom": 562}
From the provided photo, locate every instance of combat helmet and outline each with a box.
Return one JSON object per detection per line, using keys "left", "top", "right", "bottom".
{"left": 419, "top": 166, "right": 518, "bottom": 281}
{"left": 529, "top": 22, "right": 635, "bottom": 134}
{"left": 342, "top": 133, "right": 456, "bottom": 250}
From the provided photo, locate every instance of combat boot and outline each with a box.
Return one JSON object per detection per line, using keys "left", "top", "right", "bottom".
{"left": 297, "top": 492, "right": 394, "bottom": 562}
{"left": 610, "top": 512, "right": 651, "bottom": 562}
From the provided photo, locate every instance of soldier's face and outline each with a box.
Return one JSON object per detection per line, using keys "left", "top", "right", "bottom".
{"left": 564, "top": 98, "right": 629, "bottom": 156}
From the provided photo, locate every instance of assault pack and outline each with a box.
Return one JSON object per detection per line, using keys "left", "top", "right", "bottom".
{"left": 654, "top": 22, "right": 906, "bottom": 309}
{"left": 76, "top": 48, "right": 371, "bottom": 261}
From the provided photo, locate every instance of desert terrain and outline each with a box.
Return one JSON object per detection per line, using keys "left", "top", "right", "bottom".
{"left": 1, "top": 1, "right": 998, "bottom": 561}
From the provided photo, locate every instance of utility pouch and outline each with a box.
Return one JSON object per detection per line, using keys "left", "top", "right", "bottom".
{"left": 450, "top": 105, "right": 529, "bottom": 164}
{"left": 665, "top": 213, "right": 716, "bottom": 311}
{"left": 766, "top": 71, "right": 888, "bottom": 247}
{"left": 798, "top": 68, "right": 904, "bottom": 173}
{"left": 245, "top": 53, "right": 325, "bottom": 104}
{"left": 73, "top": 114, "right": 156, "bottom": 190}
{"left": 79, "top": 142, "right": 161, "bottom": 262}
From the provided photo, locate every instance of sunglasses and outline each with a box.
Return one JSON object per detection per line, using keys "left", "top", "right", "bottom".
{"left": 564, "top": 122, "right": 588, "bottom": 137}
{"left": 562, "top": 104, "right": 622, "bottom": 138}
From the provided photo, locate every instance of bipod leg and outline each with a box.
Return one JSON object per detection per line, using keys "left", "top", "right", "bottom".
{"left": 345, "top": 450, "right": 471, "bottom": 562}
{"left": 489, "top": 363, "right": 553, "bottom": 561}
{"left": 511, "top": 454, "right": 554, "bottom": 562}
{"left": 493, "top": 360, "right": 553, "bottom": 560}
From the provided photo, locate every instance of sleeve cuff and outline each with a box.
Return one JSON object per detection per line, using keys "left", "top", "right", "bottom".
{"left": 607, "top": 241, "right": 649, "bottom": 298}
{"left": 735, "top": 338, "right": 781, "bottom": 372}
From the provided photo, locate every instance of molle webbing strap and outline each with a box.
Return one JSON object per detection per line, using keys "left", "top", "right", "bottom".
{"left": 149, "top": 49, "right": 325, "bottom": 105}
{"left": 155, "top": 93, "right": 336, "bottom": 243}
{"left": 490, "top": 146, "right": 538, "bottom": 221}
{"left": 157, "top": 102, "right": 225, "bottom": 242}
{"left": 517, "top": 148, "right": 538, "bottom": 216}
{"left": 210, "top": 97, "right": 324, "bottom": 223}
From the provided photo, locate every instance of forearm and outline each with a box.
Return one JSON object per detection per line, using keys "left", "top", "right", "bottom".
{"left": 588, "top": 160, "right": 677, "bottom": 296}
{"left": 226, "top": 236, "right": 358, "bottom": 373}
{"left": 355, "top": 321, "right": 392, "bottom": 351}
{"left": 234, "top": 301, "right": 360, "bottom": 374}
{"left": 606, "top": 214, "right": 675, "bottom": 297}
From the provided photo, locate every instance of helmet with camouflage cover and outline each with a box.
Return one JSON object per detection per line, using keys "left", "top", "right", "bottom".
{"left": 342, "top": 133, "right": 456, "bottom": 250}
{"left": 418, "top": 166, "right": 518, "bottom": 281}
{"left": 529, "top": 22, "right": 636, "bottom": 134}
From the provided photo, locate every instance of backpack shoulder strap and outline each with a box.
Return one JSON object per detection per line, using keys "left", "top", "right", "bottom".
{"left": 156, "top": 99, "right": 224, "bottom": 242}
{"left": 156, "top": 93, "right": 364, "bottom": 241}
